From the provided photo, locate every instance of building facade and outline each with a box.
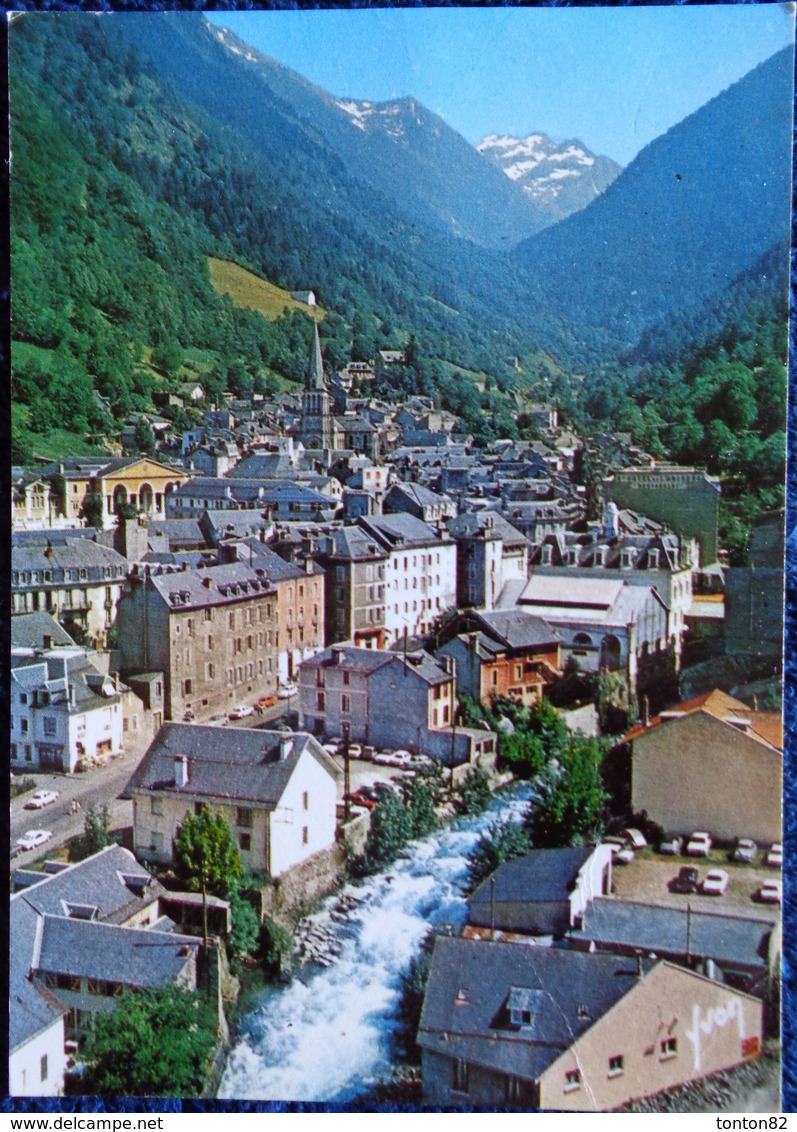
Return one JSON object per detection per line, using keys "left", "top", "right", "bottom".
{"left": 116, "top": 561, "right": 280, "bottom": 721}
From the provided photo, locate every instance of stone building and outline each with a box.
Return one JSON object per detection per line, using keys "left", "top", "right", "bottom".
{"left": 116, "top": 561, "right": 279, "bottom": 722}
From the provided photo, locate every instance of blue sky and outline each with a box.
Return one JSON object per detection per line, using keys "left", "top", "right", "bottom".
{"left": 206, "top": 6, "right": 794, "bottom": 166}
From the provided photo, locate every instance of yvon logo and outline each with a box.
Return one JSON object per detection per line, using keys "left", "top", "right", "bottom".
{"left": 685, "top": 996, "right": 744, "bottom": 1073}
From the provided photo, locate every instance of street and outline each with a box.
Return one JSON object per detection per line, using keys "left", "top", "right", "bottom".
{"left": 10, "top": 698, "right": 299, "bottom": 868}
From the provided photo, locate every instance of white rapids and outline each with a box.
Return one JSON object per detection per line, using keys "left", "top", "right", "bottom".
{"left": 218, "top": 785, "right": 532, "bottom": 1101}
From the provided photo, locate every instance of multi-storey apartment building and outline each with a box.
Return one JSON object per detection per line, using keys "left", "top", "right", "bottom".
{"left": 314, "top": 527, "right": 388, "bottom": 648}
{"left": 12, "top": 539, "right": 129, "bottom": 647}
{"left": 116, "top": 561, "right": 279, "bottom": 721}
{"left": 358, "top": 514, "right": 457, "bottom": 644}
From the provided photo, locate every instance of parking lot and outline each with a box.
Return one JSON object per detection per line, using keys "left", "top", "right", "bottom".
{"left": 610, "top": 852, "right": 781, "bottom": 923}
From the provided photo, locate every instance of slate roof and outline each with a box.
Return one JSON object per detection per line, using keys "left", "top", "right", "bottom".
{"left": 124, "top": 725, "right": 340, "bottom": 806}
{"left": 470, "top": 609, "right": 561, "bottom": 650}
{"left": 418, "top": 937, "right": 653, "bottom": 1081}
{"left": 570, "top": 899, "right": 774, "bottom": 970}
{"left": 11, "top": 612, "right": 76, "bottom": 650}
{"left": 16, "top": 845, "right": 159, "bottom": 924}
{"left": 140, "top": 561, "right": 276, "bottom": 611}
{"left": 317, "top": 526, "right": 389, "bottom": 562}
{"left": 36, "top": 918, "right": 198, "bottom": 987}
{"left": 147, "top": 519, "right": 206, "bottom": 549}
{"left": 385, "top": 482, "right": 453, "bottom": 509}
{"left": 12, "top": 540, "right": 129, "bottom": 581}
{"left": 358, "top": 513, "right": 446, "bottom": 550}
{"left": 469, "top": 848, "right": 593, "bottom": 910}
{"left": 10, "top": 899, "right": 65, "bottom": 1052}
{"left": 447, "top": 511, "right": 529, "bottom": 548}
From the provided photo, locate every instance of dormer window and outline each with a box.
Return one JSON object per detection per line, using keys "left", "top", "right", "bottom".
{"left": 64, "top": 902, "right": 100, "bottom": 920}
{"left": 507, "top": 986, "right": 542, "bottom": 1029}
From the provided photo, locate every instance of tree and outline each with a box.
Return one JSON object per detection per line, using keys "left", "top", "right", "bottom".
{"left": 82, "top": 803, "right": 111, "bottom": 856}
{"left": 457, "top": 765, "right": 493, "bottom": 816}
{"left": 173, "top": 806, "right": 243, "bottom": 900}
{"left": 465, "top": 817, "right": 532, "bottom": 893}
{"left": 78, "top": 490, "right": 104, "bottom": 529}
{"left": 363, "top": 789, "right": 411, "bottom": 872}
{"left": 526, "top": 738, "right": 607, "bottom": 849}
{"left": 79, "top": 985, "right": 216, "bottom": 1096}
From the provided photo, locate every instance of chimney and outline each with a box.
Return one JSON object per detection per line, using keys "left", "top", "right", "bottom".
{"left": 279, "top": 736, "right": 293, "bottom": 761}
{"left": 174, "top": 755, "right": 189, "bottom": 788}
{"left": 202, "top": 576, "right": 213, "bottom": 589}
{"left": 642, "top": 696, "right": 650, "bottom": 728}
{"left": 331, "top": 647, "right": 344, "bottom": 666}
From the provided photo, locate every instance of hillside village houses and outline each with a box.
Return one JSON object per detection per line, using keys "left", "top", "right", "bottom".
{"left": 9, "top": 315, "right": 784, "bottom": 1108}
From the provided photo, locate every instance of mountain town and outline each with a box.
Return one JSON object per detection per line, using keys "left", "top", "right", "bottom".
{"left": 8, "top": 10, "right": 789, "bottom": 1113}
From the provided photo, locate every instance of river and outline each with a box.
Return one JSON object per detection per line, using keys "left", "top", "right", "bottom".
{"left": 218, "top": 783, "right": 532, "bottom": 1101}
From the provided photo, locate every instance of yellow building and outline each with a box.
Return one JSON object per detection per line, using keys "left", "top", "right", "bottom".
{"left": 34, "top": 457, "right": 189, "bottom": 530}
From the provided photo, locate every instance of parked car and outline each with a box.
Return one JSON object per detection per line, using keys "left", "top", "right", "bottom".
{"left": 346, "top": 744, "right": 364, "bottom": 759}
{"left": 209, "top": 714, "right": 228, "bottom": 726}
{"left": 659, "top": 834, "right": 684, "bottom": 856}
{"left": 623, "top": 828, "right": 647, "bottom": 850}
{"left": 701, "top": 869, "right": 729, "bottom": 896}
{"left": 391, "top": 751, "right": 415, "bottom": 769}
{"left": 766, "top": 842, "right": 783, "bottom": 869}
{"left": 255, "top": 694, "right": 278, "bottom": 712}
{"left": 10, "top": 843, "right": 23, "bottom": 861}
{"left": 686, "top": 831, "right": 712, "bottom": 857}
{"left": 613, "top": 847, "right": 635, "bottom": 865}
{"left": 732, "top": 838, "right": 757, "bottom": 864}
{"left": 228, "top": 705, "right": 255, "bottom": 720}
{"left": 344, "top": 791, "right": 378, "bottom": 811}
{"left": 757, "top": 879, "right": 782, "bottom": 905}
{"left": 16, "top": 829, "right": 53, "bottom": 851}
{"left": 25, "top": 790, "right": 59, "bottom": 810}
{"left": 182, "top": 709, "right": 195, "bottom": 722}
{"left": 277, "top": 683, "right": 298, "bottom": 699}
{"left": 322, "top": 743, "right": 341, "bottom": 758}
{"left": 671, "top": 866, "right": 699, "bottom": 894}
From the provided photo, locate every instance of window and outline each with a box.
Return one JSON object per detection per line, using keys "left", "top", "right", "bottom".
{"left": 302, "top": 792, "right": 309, "bottom": 811}
{"left": 514, "top": 664, "right": 523, "bottom": 680}
{"left": 151, "top": 797, "right": 163, "bottom": 816}
{"left": 21, "top": 718, "right": 29, "bottom": 733}
{"left": 151, "top": 832, "right": 163, "bottom": 851}
{"left": 317, "top": 692, "right": 326, "bottom": 711}
{"left": 207, "top": 663, "right": 215, "bottom": 680}
{"left": 316, "top": 669, "right": 325, "bottom": 688}
{"left": 564, "top": 1069, "right": 581, "bottom": 1091}
{"left": 341, "top": 694, "right": 351, "bottom": 714}
{"left": 43, "top": 716, "right": 57, "bottom": 737}
{"left": 236, "top": 807, "right": 253, "bottom": 828}
{"left": 40, "top": 1056, "right": 48, "bottom": 1082}
{"left": 660, "top": 1038, "right": 678, "bottom": 1060}
{"left": 452, "top": 1059, "right": 469, "bottom": 1094}
{"left": 343, "top": 670, "right": 350, "bottom": 686}
{"left": 239, "top": 833, "right": 252, "bottom": 852}
{"left": 302, "top": 826, "right": 309, "bottom": 846}
{"left": 204, "top": 609, "right": 213, "bottom": 622}
{"left": 183, "top": 679, "right": 192, "bottom": 695}
{"left": 19, "top": 693, "right": 27, "bottom": 705}
{"left": 505, "top": 1076, "right": 523, "bottom": 1104}
{"left": 608, "top": 1055, "right": 624, "bottom": 1077}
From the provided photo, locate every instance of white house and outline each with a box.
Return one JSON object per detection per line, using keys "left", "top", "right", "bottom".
{"left": 124, "top": 725, "right": 341, "bottom": 878}
{"left": 11, "top": 652, "right": 123, "bottom": 773}
{"left": 358, "top": 514, "right": 457, "bottom": 643}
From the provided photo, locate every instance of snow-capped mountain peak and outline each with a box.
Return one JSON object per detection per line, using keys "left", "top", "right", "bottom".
{"left": 477, "top": 131, "right": 621, "bottom": 222}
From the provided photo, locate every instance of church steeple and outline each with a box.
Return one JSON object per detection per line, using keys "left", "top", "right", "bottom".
{"left": 306, "top": 321, "right": 325, "bottom": 391}
{"left": 300, "top": 318, "right": 332, "bottom": 451}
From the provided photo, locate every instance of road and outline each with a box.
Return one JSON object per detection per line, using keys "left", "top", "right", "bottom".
{"left": 10, "top": 696, "right": 299, "bottom": 868}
